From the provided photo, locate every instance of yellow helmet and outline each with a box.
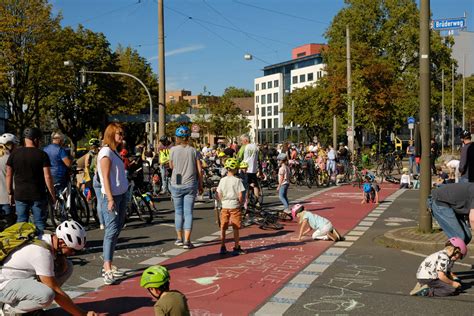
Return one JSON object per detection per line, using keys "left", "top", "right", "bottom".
{"left": 218, "top": 151, "right": 226, "bottom": 158}
{"left": 239, "top": 161, "right": 248, "bottom": 169}
{"left": 224, "top": 158, "right": 239, "bottom": 170}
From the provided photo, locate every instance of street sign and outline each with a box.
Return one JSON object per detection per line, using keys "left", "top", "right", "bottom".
{"left": 408, "top": 123, "right": 414, "bottom": 130}
{"left": 191, "top": 132, "right": 200, "bottom": 138}
{"left": 407, "top": 117, "right": 415, "bottom": 124}
{"left": 191, "top": 124, "right": 200, "bottom": 133}
{"left": 431, "top": 18, "right": 466, "bottom": 30}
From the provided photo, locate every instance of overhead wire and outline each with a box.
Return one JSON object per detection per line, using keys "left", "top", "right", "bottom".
{"left": 76, "top": 1, "right": 142, "bottom": 25}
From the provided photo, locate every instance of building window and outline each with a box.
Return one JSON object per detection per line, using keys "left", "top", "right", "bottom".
{"left": 274, "top": 118, "right": 278, "bottom": 128}
{"left": 267, "top": 119, "right": 272, "bottom": 129}
{"left": 255, "top": 83, "right": 259, "bottom": 91}
{"left": 300, "top": 74, "right": 306, "bottom": 83}
{"left": 267, "top": 93, "right": 272, "bottom": 104}
{"left": 190, "top": 99, "right": 197, "bottom": 106}
{"left": 273, "top": 92, "right": 278, "bottom": 103}
{"left": 292, "top": 76, "right": 298, "bottom": 84}
{"left": 256, "top": 107, "right": 259, "bottom": 116}
{"left": 256, "top": 95, "right": 259, "bottom": 103}
{"left": 261, "top": 106, "right": 266, "bottom": 117}
{"left": 297, "top": 52, "right": 306, "bottom": 57}
{"left": 261, "top": 94, "right": 266, "bottom": 104}
{"left": 274, "top": 80, "right": 279, "bottom": 87}
{"left": 308, "top": 73, "right": 314, "bottom": 81}
{"left": 267, "top": 107, "right": 272, "bottom": 116}
{"left": 262, "top": 82, "right": 266, "bottom": 90}
{"left": 261, "top": 119, "right": 266, "bottom": 129}
{"left": 273, "top": 105, "right": 278, "bottom": 115}
{"left": 268, "top": 81, "right": 272, "bottom": 89}
{"left": 317, "top": 71, "right": 322, "bottom": 79}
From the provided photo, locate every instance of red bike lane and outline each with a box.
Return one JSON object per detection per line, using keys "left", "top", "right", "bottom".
{"left": 65, "top": 184, "right": 398, "bottom": 315}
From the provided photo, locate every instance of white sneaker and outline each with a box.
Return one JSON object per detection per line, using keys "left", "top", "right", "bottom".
{"left": 102, "top": 265, "right": 125, "bottom": 278}
{"left": 100, "top": 224, "right": 105, "bottom": 230}
{"left": 103, "top": 270, "right": 117, "bottom": 285}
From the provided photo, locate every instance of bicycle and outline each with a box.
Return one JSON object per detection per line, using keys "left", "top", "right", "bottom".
{"left": 125, "top": 168, "right": 154, "bottom": 224}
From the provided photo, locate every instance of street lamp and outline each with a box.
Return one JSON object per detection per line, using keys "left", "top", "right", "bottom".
{"left": 63, "top": 60, "right": 155, "bottom": 149}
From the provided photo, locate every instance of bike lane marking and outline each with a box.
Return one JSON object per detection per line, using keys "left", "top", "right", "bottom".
{"left": 67, "top": 184, "right": 398, "bottom": 316}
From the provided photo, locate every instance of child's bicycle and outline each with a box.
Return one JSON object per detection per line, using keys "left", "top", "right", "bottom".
{"left": 241, "top": 190, "right": 287, "bottom": 230}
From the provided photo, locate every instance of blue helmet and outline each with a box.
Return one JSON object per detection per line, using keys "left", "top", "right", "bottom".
{"left": 175, "top": 126, "right": 190, "bottom": 138}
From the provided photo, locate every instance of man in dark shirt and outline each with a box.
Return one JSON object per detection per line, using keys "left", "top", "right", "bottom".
{"left": 458, "top": 130, "right": 472, "bottom": 183}
{"left": 430, "top": 138, "right": 440, "bottom": 175}
{"left": 6, "top": 127, "right": 55, "bottom": 233}
{"left": 429, "top": 182, "right": 474, "bottom": 244}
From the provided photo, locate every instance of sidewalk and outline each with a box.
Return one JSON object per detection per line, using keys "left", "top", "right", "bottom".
{"left": 49, "top": 183, "right": 398, "bottom": 315}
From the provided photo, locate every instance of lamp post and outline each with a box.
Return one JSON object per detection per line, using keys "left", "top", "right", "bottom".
{"left": 64, "top": 61, "right": 155, "bottom": 149}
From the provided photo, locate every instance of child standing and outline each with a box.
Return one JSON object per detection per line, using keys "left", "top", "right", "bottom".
{"left": 292, "top": 204, "right": 342, "bottom": 242}
{"left": 400, "top": 167, "right": 411, "bottom": 189}
{"left": 410, "top": 237, "right": 466, "bottom": 297}
{"left": 216, "top": 158, "right": 247, "bottom": 256}
{"left": 140, "top": 265, "right": 190, "bottom": 316}
{"left": 277, "top": 153, "right": 291, "bottom": 215}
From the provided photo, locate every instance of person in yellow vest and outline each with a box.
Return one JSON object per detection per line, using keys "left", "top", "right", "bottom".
{"left": 158, "top": 136, "right": 172, "bottom": 195}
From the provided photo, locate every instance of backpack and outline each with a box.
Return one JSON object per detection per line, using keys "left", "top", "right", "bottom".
{"left": 363, "top": 183, "right": 372, "bottom": 193}
{"left": 0, "top": 222, "right": 47, "bottom": 264}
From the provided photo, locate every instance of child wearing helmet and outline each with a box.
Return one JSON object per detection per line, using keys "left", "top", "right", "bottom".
{"left": 410, "top": 237, "right": 467, "bottom": 297}
{"left": 216, "top": 158, "right": 246, "bottom": 256}
{"left": 361, "top": 176, "right": 379, "bottom": 204}
{"left": 140, "top": 265, "right": 190, "bottom": 316}
{"left": 277, "top": 153, "right": 291, "bottom": 215}
{"left": 291, "top": 204, "right": 342, "bottom": 242}
{"left": 399, "top": 167, "right": 411, "bottom": 189}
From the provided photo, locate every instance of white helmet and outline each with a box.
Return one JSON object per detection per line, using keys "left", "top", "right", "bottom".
{"left": 56, "top": 220, "right": 87, "bottom": 251}
{"left": 0, "top": 133, "right": 19, "bottom": 145}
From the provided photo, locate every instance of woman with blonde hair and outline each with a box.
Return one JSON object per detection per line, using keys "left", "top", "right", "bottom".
{"left": 97, "top": 123, "right": 128, "bottom": 285}
{"left": 0, "top": 133, "right": 19, "bottom": 228}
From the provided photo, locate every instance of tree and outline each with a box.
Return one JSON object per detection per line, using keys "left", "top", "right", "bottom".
{"left": 0, "top": 0, "right": 62, "bottom": 135}
{"left": 167, "top": 99, "right": 190, "bottom": 115}
{"left": 222, "top": 86, "right": 254, "bottom": 98}
{"left": 207, "top": 97, "right": 249, "bottom": 141}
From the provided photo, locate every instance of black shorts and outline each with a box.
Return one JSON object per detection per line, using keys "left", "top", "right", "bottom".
{"left": 247, "top": 173, "right": 259, "bottom": 187}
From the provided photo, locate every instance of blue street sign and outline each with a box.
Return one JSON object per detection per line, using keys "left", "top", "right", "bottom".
{"left": 431, "top": 18, "right": 466, "bottom": 30}
{"left": 407, "top": 117, "right": 415, "bottom": 124}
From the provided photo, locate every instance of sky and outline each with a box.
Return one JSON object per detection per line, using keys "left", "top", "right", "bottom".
{"left": 50, "top": 0, "right": 474, "bottom": 96}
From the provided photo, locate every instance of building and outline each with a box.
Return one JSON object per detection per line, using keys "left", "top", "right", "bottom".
{"left": 166, "top": 90, "right": 219, "bottom": 111}
{"left": 253, "top": 44, "right": 327, "bottom": 144}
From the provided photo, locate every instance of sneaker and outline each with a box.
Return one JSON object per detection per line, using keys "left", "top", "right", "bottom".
{"left": 410, "top": 282, "right": 429, "bottom": 296}
{"left": 100, "top": 224, "right": 105, "bottom": 230}
{"left": 219, "top": 246, "right": 228, "bottom": 255}
{"left": 326, "top": 231, "right": 337, "bottom": 241}
{"left": 174, "top": 239, "right": 184, "bottom": 246}
{"left": 283, "top": 208, "right": 291, "bottom": 215}
{"left": 101, "top": 265, "right": 124, "bottom": 278}
{"left": 103, "top": 270, "right": 117, "bottom": 285}
{"left": 332, "top": 228, "right": 342, "bottom": 241}
{"left": 232, "top": 245, "right": 247, "bottom": 256}
{"left": 182, "top": 241, "right": 194, "bottom": 249}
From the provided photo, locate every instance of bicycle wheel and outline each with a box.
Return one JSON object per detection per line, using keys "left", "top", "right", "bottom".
{"left": 74, "top": 190, "right": 90, "bottom": 226}
{"left": 49, "top": 199, "right": 67, "bottom": 228}
{"left": 133, "top": 194, "right": 153, "bottom": 224}
{"left": 289, "top": 168, "right": 297, "bottom": 184}
{"left": 89, "top": 194, "right": 100, "bottom": 224}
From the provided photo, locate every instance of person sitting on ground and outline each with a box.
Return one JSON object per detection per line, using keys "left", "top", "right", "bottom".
{"left": 400, "top": 167, "right": 411, "bottom": 189}
{"left": 140, "top": 265, "right": 190, "bottom": 316}
{"left": 361, "top": 176, "right": 380, "bottom": 204}
{"left": 0, "top": 220, "right": 97, "bottom": 315}
{"left": 445, "top": 159, "right": 460, "bottom": 183}
{"left": 410, "top": 237, "right": 466, "bottom": 297}
{"left": 216, "top": 158, "right": 246, "bottom": 256}
{"left": 436, "top": 166, "right": 449, "bottom": 184}
{"left": 292, "top": 204, "right": 342, "bottom": 242}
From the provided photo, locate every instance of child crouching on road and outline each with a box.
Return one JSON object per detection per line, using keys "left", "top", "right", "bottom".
{"left": 410, "top": 237, "right": 467, "bottom": 297}
{"left": 217, "top": 158, "right": 247, "bottom": 256}
{"left": 140, "top": 265, "right": 190, "bottom": 316}
{"left": 292, "top": 204, "right": 343, "bottom": 242}
{"left": 361, "top": 176, "right": 380, "bottom": 204}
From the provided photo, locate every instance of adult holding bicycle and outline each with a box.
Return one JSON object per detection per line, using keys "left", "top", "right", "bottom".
{"left": 6, "top": 128, "right": 56, "bottom": 234}
{"left": 170, "top": 126, "right": 203, "bottom": 249}
{"left": 237, "top": 134, "right": 260, "bottom": 208}
{"left": 43, "top": 132, "right": 72, "bottom": 192}
{"left": 97, "top": 123, "right": 128, "bottom": 285}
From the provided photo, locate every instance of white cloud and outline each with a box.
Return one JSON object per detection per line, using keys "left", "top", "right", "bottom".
{"left": 148, "top": 44, "right": 205, "bottom": 61}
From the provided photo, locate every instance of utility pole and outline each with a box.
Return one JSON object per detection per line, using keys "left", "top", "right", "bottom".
{"left": 441, "top": 69, "right": 444, "bottom": 155}
{"left": 462, "top": 53, "right": 466, "bottom": 130}
{"left": 346, "top": 25, "right": 353, "bottom": 156}
{"left": 451, "top": 63, "right": 455, "bottom": 155}
{"left": 418, "top": 0, "right": 432, "bottom": 233}
{"left": 158, "top": 0, "right": 166, "bottom": 141}
{"left": 333, "top": 115, "right": 337, "bottom": 150}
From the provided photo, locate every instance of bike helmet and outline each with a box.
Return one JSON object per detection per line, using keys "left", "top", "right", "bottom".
{"left": 291, "top": 204, "right": 305, "bottom": 221}
{"left": 140, "top": 265, "right": 170, "bottom": 289}
{"left": 446, "top": 237, "right": 467, "bottom": 259}
{"left": 0, "top": 133, "right": 19, "bottom": 145}
{"left": 23, "top": 127, "right": 42, "bottom": 140}
{"left": 460, "top": 130, "right": 471, "bottom": 139}
{"left": 175, "top": 126, "right": 190, "bottom": 138}
{"left": 218, "top": 151, "right": 226, "bottom": 158}
{"left": 88, "top": 138, "right": 100, "bottom": 147}
{"left": 224, "top": 158, "right": 239, "bottom": 170}
{"left": 56, "top": 220, "right": 87, "bottom": 251}
{"left": 239, "top": 161, "right": 248, "bottom": 169}
{"left": 159, "top": 135, "right": 168, "bottom": 143}
{"left": 277, "top": 153, "right": 287, "bottom": 161}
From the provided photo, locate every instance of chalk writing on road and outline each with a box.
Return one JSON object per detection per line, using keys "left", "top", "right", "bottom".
{"left": 303, "top": 255, "right": 386, "bottom": 313}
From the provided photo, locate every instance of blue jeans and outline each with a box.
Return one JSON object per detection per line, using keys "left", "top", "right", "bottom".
{"left": 101, "top": 193, "right": 127, "bottom": 262}
{"left": 408, "top": 156, "right": 415, "bottom": 174}
{"left": 93, "top": 176, "right": 105, "bottom": 226}
{"left": 279, "top": 183, "right": 289, "bottom": 210}
{"left": 15, "top": 199, "right": 47, "bottom": 234}
{"left": 161, "top": 165, "right": 170, "bottom": 193}
{"left": 428, "top": 198, "right": 472, "bottom": 244}
{"left": 170, "top": 182, "right": 197, "bottom": 231}
{"left": 0, "top": 204, "right": 12, "bottom": 215}
{"left": 327, "top": 159, "right": 336, "bottom": 174}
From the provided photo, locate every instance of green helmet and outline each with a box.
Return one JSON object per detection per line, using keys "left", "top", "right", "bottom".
{"left": 224, "top": 158, "right": 239, "bottom": 170}
{"left": 239, "top": 161, "right": 248, "bottom": 169}
{"left": 88, "top": 138, "right": 100, "bottom": 147}
{"left": 140, "top": 265, "right": 170, "bottom": 289}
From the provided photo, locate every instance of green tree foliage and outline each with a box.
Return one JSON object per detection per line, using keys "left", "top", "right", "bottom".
{"left": 167, "top": 99, "right": 190, "bottom": 115}
{"left": 222, "top": 86, "right": 254, "bottom": 98}
{"left": 0, "top": 0, "right": 62, "bottom": 134}
{"left": 205, "top": 96, "right": 249, "bottom": 140}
